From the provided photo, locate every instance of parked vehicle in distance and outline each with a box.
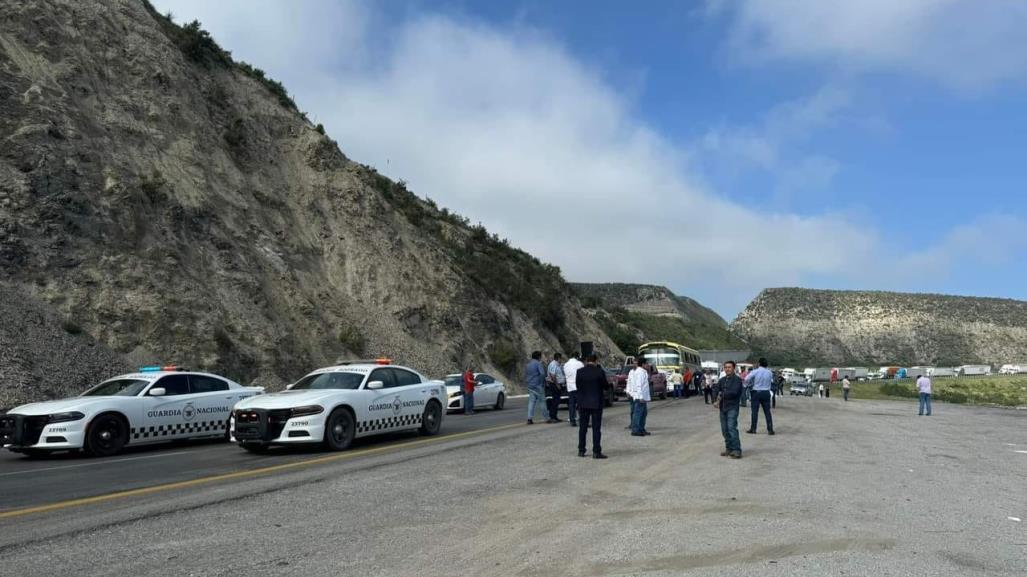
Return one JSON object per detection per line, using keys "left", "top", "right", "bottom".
{"left": 789, "top": 382, "right": 814, "bottom": 396}
{"left": 811, "top": 368, "right": 834, "bottom": 382}
{"left": 636, "top": 341, "right": 701, "bottom": 396}
{"left": 609, "top": 364, "right": 667, "bottom": 400}
{"left": 927, "top": 367, "right": 955, "bottom": 378}
{"left": 231, "top": 360, "right": 444, "bottom": 453}
{"left": 1, "top": 367, "right": 263, "bottom": 457}
{"left": 879, "top": 367, "right": 899, "bottom": 379}
{"left": 957, "top": 365, "right": 991, "bottom": 376}
{"left": 844, "top": 367, "right": 869, "bottom": 380}
{"left": 442, "top": 373, "right": 506, "bottom": 412}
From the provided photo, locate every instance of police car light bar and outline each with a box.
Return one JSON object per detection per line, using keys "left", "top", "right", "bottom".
{"left": 375, "top": 358, "right": 392, "bottom": 365}
{"left": 139, "top": 365, "right": 186, "bottom": 372}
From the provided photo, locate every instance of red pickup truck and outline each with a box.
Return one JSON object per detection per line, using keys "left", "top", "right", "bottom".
{"left": 608, "top": 365, "right": 668, "bottom": 400}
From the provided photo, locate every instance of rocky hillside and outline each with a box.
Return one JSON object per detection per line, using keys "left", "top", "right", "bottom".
{"left": 571, "top": 283, "right": 747, "bottom": 353}
{"left": 731, "top": 288, "right": 1027, "bottom": 366}
{"left": 0, "top": 0, "right": 620, "bottom": 404}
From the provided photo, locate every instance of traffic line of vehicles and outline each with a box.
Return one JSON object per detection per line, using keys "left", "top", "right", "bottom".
{"left": 0, "top": 360, "right": 448, "bottom": 458}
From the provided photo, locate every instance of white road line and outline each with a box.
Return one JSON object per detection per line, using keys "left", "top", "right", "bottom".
{"left": 508, "top": 395, "right": 528, "bottom": 399}
{"left": 0, "top": 451, "right": 193, "bottom": 478}
{"left": 1014, "top": 450, "right": 1027, "bottom": 455}
{"left": 1009, "top": 517, "right": 1022, "bottom": 522}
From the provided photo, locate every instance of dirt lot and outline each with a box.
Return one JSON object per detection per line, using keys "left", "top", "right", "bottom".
{"left": 1, "top": 396, "right": 1025, "bottom": 576}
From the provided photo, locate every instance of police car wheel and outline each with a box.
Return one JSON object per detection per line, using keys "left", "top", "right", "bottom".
{"left": 494, "top": 393, "right": 505, "bottom": 410}
{"left": 323, "top": 408, "right": 355, "bottom": 451}
{"left": 419, "top": 401, "right": 442, "bottom": 436}
{"left": 85, "top": 413, "right": 128, "bottom": 457}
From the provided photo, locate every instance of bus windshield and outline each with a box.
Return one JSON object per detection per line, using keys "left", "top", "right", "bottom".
{"left": 639, "top": 347, "right": 681, "bottom": 368}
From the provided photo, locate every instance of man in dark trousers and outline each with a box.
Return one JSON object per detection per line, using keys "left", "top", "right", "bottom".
{"left": 716, "top": 360, "right": 744, "bottom": 459}
{"left": 574, "top": 354, "right": 608, "bottom": 459}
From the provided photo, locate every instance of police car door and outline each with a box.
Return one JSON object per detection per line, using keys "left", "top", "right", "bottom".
{"left": 138, "top": 374, "right": 192, "bottom": 442}
{"left": 391, "top": 368, "right": 427, "bottom": 429}
{"left": 363, "top": 368, "right": 403, "bottom": 433}
{"left": 183, "top": 375, "right": 236, "bottom": 438}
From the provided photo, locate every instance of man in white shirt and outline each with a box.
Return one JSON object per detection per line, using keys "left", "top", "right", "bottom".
{"left": 563, "top": 352, "right": 585, "bottom": 427}
{"left": 630, "top": 361, "right": 652, "bottom": 436}
{"left": 916, "top": 374, "right": 932, "bottom": 416}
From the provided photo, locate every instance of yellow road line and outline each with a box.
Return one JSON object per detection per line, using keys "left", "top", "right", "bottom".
{"left": 0, "top": 422, "right": 525, "bottom": 520}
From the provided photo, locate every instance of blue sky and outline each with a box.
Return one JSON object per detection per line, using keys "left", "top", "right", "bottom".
{"left": 154, "top": 0, "right": 1027, "bottom": 319}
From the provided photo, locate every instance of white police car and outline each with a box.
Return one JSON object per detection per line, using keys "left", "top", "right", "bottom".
{"left": 230, "top": 360, "right": 445, "bottom": 453}
{"left": 0, "top": 367, "right": 263, "bottom": 457}
{"left": 442, "top": 373, "right": 507, "bottom": 412}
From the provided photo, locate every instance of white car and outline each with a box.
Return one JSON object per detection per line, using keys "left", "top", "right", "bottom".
{"left": 0, "top": 367, "right": 263, "bottom": 457}
{"left": 230, "top": 361, "right": 445, "bottom": 453}
{"left": 442, "top": 373, "right": 507, "bottom": 412}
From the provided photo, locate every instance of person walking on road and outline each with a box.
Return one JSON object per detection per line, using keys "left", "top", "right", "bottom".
{"left": 563, "top": 352, "right": 584, "bottom": 427}
{"left": 574, "top": 354, "right": 608, "bottom": 459}
{"left": 917, "top": 374, "right": 933, "bottom": 416}
{"left": 546, "top": 353, "right": 566, "bottom": 423}
{"left": 693, "top": 370, "right": 705, "bottom": 400}
{"left": 525, "top": 351, "right": 549, "bottom": 425}
{"left": 715, "top": 360, "right": 744, "bottom": 458}
{"left": 744, "top": 358, "right": 775, "bottom": 435}
{"left": 462, "top": 365, "right": 476, "bottom": 415}
{"left": 842, "top": 377, "right": 851, "bottom": 402}
{"left": 818, "top": 383, "right": 824, "bottom": 398}
{"left": 630, "top": 360, "right": 651, "bottom": 436}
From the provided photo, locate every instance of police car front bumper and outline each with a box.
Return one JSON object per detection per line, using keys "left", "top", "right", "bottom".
{"left": 231, "top": 409, "right": 324, "bottom": 445}
{"left": 0, "top": 414, "right": 86, "bottom": 451}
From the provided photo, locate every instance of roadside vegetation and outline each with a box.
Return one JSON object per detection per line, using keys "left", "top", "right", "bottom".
{"left": 593, "top": 306, "right": 745, "bottom": 354}
{"left": 848, "top": 376, "right": 1027, "bottom": 408}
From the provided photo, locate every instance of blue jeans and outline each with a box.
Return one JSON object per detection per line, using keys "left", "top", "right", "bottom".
{"left": 919, "top": 392, "right": 932, "bottom": 415}
{"left": 527, "top": 387, "right": 548, "bottom": 420}
{"left": 673, "top": 385, "right": 683, "bottom": 398}
{"left": 720, "top": 407, "right": 740, "bottom": 452}
{"left": 463, "top": 391, "right": 474, "bottom": 414}
{"left": 631, "top": 400, "right": 648, "bottom": 433}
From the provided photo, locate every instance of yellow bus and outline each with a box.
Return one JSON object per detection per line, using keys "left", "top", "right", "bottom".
{"left": 636, "top": 341, "right": 703, "bottom": 395}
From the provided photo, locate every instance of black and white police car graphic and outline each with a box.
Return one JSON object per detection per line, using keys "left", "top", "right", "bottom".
{"left": 230, "top": 360, "right": 445, "bottom": 453}
{"left": 0, "top": 367, "right": 263, "bottom": 457}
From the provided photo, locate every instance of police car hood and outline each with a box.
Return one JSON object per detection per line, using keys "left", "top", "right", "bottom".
{"left": 233, "top": 389, "right": 341, "bottom": 409}
{"left": 9, "top": 397, "right": 112, "bottom": 416}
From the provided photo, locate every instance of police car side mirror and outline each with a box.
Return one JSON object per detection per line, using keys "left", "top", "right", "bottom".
{"left": 148, "top": 387, "right": 166, "bottom": 397}
{"left": 366, "top": 381, "right": 384, "bottom": 390}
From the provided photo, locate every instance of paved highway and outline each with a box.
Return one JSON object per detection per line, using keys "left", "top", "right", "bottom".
{"left": 0, "top": 397, "right": 562, "bottom": 512}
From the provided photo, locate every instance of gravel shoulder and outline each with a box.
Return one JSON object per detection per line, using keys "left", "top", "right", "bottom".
{"left": 1, "top": 397, "right": 1025, "bottom": 576}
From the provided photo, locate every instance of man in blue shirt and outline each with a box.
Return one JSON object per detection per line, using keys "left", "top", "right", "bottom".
{"left": 744, "top": 357, "right": 775, "bottom": 435}
{"left": 525, "top": 351, "right": 549, "bottom": 425}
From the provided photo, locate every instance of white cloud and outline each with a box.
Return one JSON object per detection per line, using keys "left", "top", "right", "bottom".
{"left": 899, "top": 215, "right": 1027, "bottom": 275}
{"left": 150, "top": 1, "right": 1020, "bottom": 317}
{"left": 718, "top": 0, "right": 1027, "bottom": 93}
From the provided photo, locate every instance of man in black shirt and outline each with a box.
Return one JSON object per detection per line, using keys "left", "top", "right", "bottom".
{"left": 574, "top": 354, "right": 608, "bottom": 459}
{"left": 715, "top": 360, "right": 744, "bottom": 459}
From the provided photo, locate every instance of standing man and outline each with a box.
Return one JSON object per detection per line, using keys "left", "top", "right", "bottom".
{"left": 842, "top": 376, "right": 851, "bottom": 402}
{"left": 693, "top": 370, "right": 705, "bottom": 400}
{"left": 574, "top": 354, "right": 608, "bottom": 459}
{"left": 546, "top": 353, "right": 566, "bottom": 423}
{"left": 670, "top": 369, "right": 684, "bottom": 399}
{"left": 917, "top": 374, "right": 932, "bottom": 416}
{"left": 703, "top": 371, "right": 715, "bottom": 404}
{"left": 630, "top": 360, "right": 651, "bottom": 436}
{"left": 462, "top": 365, "right": 476, "bottom": 415}
{"left": 525, "top": 351, "right": 549, "bottom": 425}
{"left": 716, "top": 360, "right": 743, "bottom": 458}
{"left": 744, "top": 358, "right": 775, "bottom": 435}
{"left": 563, "top": 352, "right": 584, "bottom": 427}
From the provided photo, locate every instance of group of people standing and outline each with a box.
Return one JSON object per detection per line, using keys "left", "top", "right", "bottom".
{"left": 524, "top": 350, "right": 608, "bottom": 458}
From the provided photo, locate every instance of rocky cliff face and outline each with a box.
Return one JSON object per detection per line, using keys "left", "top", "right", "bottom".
{"left": 731, "top": 288, "right": 1027, "bottom": 366}
{"left": 0, "top": 0, "right": 619, "bottom": 404}
{"left": 571, "top": 283, "right": 747, "bottom": 353}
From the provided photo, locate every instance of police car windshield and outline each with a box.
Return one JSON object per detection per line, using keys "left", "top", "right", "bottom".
{"left": 290, "top": 372, "right": 363, "bottom": 390}
{"left": 81, "top": 378, "right": 151, "bottom": 397}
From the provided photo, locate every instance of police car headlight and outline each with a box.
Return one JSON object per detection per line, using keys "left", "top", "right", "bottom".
{"left": 48, "top": 411, "right": 85, "bottom": 423}
{"left": 289, "top": 405, "right": 324, "bottom": 417}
